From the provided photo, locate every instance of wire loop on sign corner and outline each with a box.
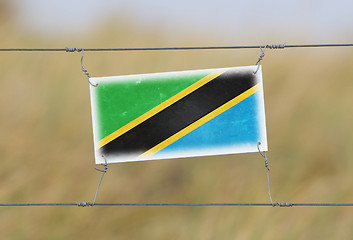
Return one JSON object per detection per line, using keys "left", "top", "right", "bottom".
{"left": 253, "top": 43, "right": 285, "bottom": 74}
{"left": 80, "top": 49, "right": 98, "bottom": 87}
{"left": 257, "top": 142, "right": 274, "bottom": 206}
{"left": 257, "top": 142, "right": 269, "bottom": 168}
{"left": 253, "top": 45, "right": 267, "bottom": 74}
{"left": 92, "top": 155, "right": 108, "bottom": 206}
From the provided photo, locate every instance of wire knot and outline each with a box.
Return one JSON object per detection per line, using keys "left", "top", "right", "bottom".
{"left": 266, "top": 44, "right": 286, "bottom": 49}
{"left": 65, "top": 47, "right": 82, "bottom": 52}
{"left": 264, "top": 159, "right": 269, "bottom": 169}
{"left": 95, "top": 164, "right": 108, "bottom": 173}
{"left": 76, "top": 202, "right": 92, "bottom": 207}
{"left": 274, "top": 202, "right": 293, "bottom": 207}
{"left": 255, "top": 48, "right": 266, "bottom": 65}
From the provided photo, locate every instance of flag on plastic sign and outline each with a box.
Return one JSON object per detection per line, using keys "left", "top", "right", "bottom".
{"left": 89, "top": 66, "right": 267, "bottom": 164}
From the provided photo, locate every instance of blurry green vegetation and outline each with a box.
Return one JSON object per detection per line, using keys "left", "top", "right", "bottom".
{"left": 1, "top": 4, "right": 353, "bottom": 240}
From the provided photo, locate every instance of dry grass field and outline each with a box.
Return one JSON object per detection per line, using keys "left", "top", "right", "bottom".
{"left": 1, "top": 9, "right": 353, "bottom": 239}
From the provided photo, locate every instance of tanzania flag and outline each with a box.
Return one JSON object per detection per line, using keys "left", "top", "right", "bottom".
{"left": 90, "top": 66, "right": 267, "bottom": 164}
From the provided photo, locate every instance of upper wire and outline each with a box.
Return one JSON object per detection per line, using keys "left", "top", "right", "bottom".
{"left": 0, "top": 43, "right": 353, "bottom": 52}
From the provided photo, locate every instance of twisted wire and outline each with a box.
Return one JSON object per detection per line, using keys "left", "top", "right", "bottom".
{"left": 0, "top": 202, "right": 353, "bottom": 207}
{"left": 257, "top": 142, "right": 274, "bottom": 205}
{"left": 80, "top": 49, "right": 98, "bottom": 87}
{"left": 0, "top": 43, "right": 352, "bottom": 52}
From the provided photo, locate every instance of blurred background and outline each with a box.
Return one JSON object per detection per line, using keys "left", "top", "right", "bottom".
{"left": 1, "top": 0, "right": 353, "bottom": 239}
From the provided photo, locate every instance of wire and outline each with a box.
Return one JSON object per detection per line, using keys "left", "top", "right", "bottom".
{"left": 0, "top": 43, "right": 352, "bottom": 52}
{"left": 92, "top": 156, "right": 108, "bottom": 205}
{"left": 94, "top": 203, "right": 353, "bottom": 207}
{"left": 0, "top": 202, "right": 353, "bottom": 207}
{"left": 257, "top": 142, "right": 273, "bottom": 205}
{"left": 0, "top": 203, "right": 78, "bottom": 206}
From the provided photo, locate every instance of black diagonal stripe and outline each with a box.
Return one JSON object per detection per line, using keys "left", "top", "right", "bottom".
{"left": 100, "top": 68, "right": 257, "bottom": 158}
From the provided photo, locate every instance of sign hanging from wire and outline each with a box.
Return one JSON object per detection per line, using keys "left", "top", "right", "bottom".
{"left": 89, "top": 65, "right": 268, "bottom": 164}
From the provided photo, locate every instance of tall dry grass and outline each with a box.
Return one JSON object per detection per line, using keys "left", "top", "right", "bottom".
{"left": 1, "top": 12, "right": 353, "bottom": 240}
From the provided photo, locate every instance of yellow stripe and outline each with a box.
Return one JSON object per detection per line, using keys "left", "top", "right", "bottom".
{"left": 138, "top": 84, "right": 260, "bottom": 158}
{"left": 97, "top": 70, "right": 225, "bottom": 148}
